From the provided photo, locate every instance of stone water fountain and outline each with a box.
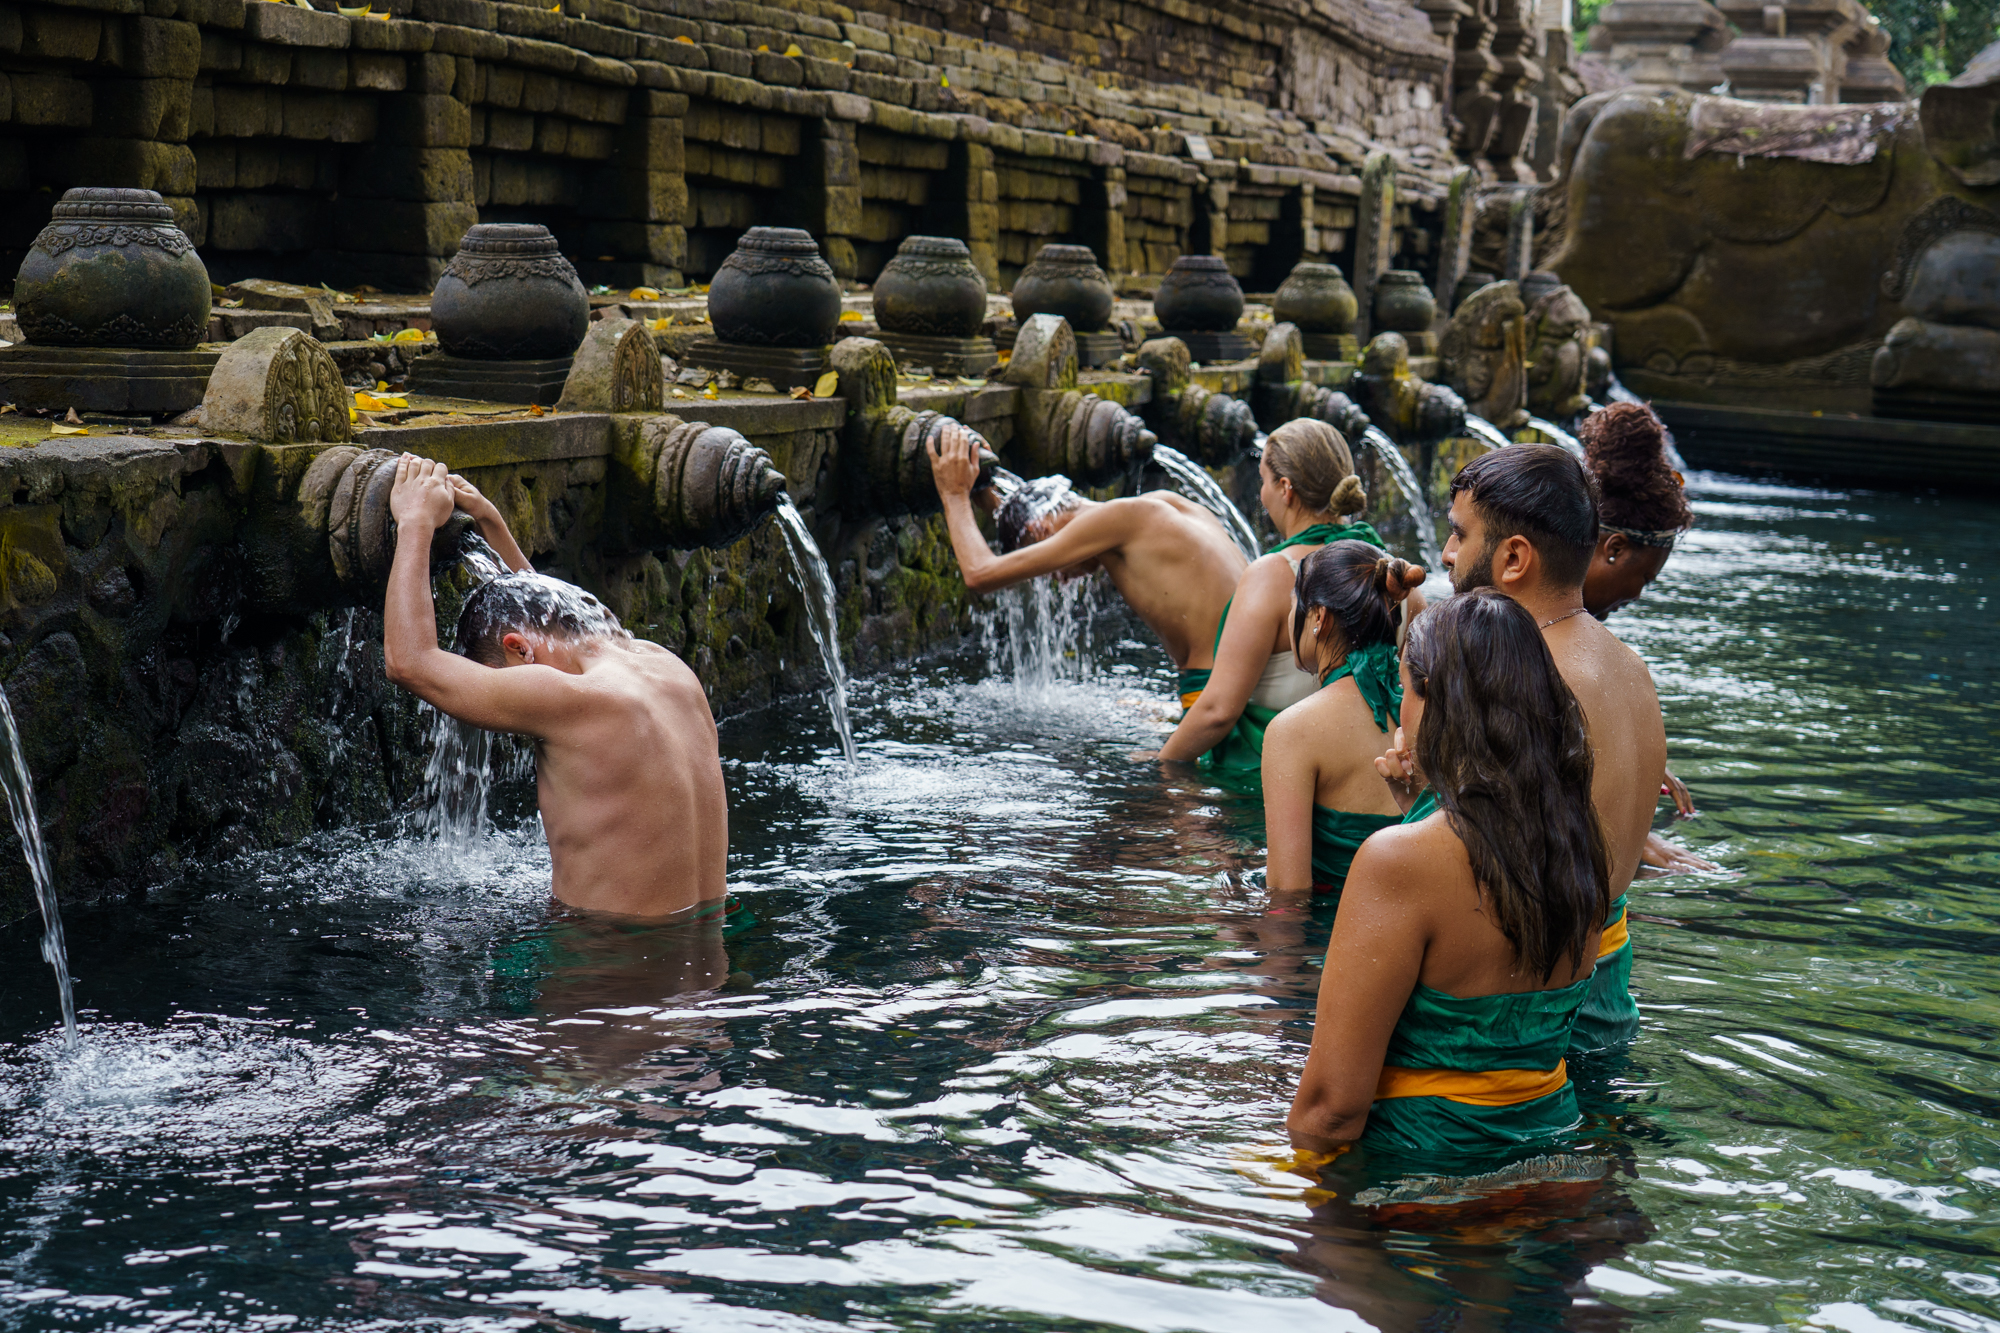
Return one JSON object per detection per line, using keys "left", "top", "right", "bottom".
{"left": 1132, "top": 336, "right": 1259, "bottom": 467}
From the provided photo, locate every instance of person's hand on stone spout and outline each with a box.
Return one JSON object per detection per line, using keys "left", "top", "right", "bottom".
{"left": 448, "top": 472, "right": 532, "bottom": 571}
{"left": 391, "top": 453, "right": 456, "bottom": 534}
{"left": 925, "top": 420, "right": 980, "bottom": 500}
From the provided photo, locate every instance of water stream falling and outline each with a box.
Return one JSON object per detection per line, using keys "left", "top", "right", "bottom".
{"left": 977, "top": 572, "right": 1104, "bottom": 692}
{"left": 773, "top": 495, "right": 857, "bottom": 762}
{"left": 1525, "top": 414, "right": 1585, "bottom": 458}
{"left": 0, "top": 686, "right": 73, "bottom": 1047}
{"left": 1463, "top": 413, "right": 1515, "bottom": 452}
{"left": 417, "top": 707, "right": 496, "bottom": 848}
{"left": 1359, "top": 425, "right": 1443, "bottom": 569}
{"left": 1151, "top": 443, "right": 1261, "bottom": 562}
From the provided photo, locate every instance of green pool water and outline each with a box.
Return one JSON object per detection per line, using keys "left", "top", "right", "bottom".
{"left": 0, "top": 470, "right": 1995, "bottom": 1331}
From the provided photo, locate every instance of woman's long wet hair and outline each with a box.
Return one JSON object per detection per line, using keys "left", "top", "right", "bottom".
{"left": 1291, "top": 540, "right": 1417, "bottom": 665}
{"left": 1402, "top": 589, "right": 1610, "bottom": 980}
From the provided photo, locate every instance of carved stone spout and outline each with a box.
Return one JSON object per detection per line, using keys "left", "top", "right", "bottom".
{"left": 1252, "top": 324, "right": 1373, "bottom": 442}
{"left": 1351, "top": 333, "right": 1467, "bottom": 448}
{"left": 1520, "top": 275, "right": 1594, "bottom": 420}
{"left": 829, "top": 337, "right": 997, "bottom": 517}
{"left": 302, "top": 447, "right": 474, "bottom": 591}
{"left": 1134, "top": 336, "right": 1258, "bottom": 467}
{"left": 1002, "top": 314, "right": 1156, "bottom": 484}
{"left": 1438, "top": 280, "right": 1528, "bottom": 429}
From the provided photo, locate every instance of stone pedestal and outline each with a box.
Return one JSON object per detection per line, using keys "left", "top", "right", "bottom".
{"left": 410, "top": 352, "right": 574, "bottom": 405}
{"left": 1172, "top": 331, "right": 1256, "bottom": 363}
{"left": 875, "top": 332, "right": 1001, "bottom": 377}
{"left": 1073, "top": 331, "right": 1126, "bottom": 369}
{"left": 0, "top": 345, "right": 220, "bottom": 415}
{"left": 681, "top": 338, "right": 830, "bottom": 391}
{"left": 1302, "top": 332, "right": 1360, "bottom": 362}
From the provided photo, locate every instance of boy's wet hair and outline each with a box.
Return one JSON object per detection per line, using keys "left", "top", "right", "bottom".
{"left": 994, "top": 475, "right": 1083, "bottom": 552}
{"left": 455, "top": 571, "right": 624, "bottom": 667}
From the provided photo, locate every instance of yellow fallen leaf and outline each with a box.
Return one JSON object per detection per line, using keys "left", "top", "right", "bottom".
{"left": 349, "top": 406, "right": 359, "bottom": 422}
{"left": 0, "top": 404, "right": 15, "bottom": 415}
{"left": 674, "top": 33, "right": 694, "bottom": 42}
{"left": 50, "top": 423, "right": 88, "bottom": 435}
{"left": 649, "top": 317, "right": 672, "bottom": 332}
{"left": 790, "top": 385, "right": 812, "bottom": 401}
{"left": 629, "top": 286, "right": 660, "bottom": 300}
{"left": 529, "top": 403, "right": 546, "bottom": 416}
{"left": 375, "top": 379, "right": 389, "bottom": 391}
{"left": 756, "top": 43, "right": 769, "bottom": 51}
{"left": 380, "top": 396, "right": 407, "bottom": 408}
{"left": 354, "top": 392, "right": 386, "bottom": 410}
{"left": 783, "top": 42, "right": 802, "bottom": 56}
{"left": 390, "top": 326, "right": 426, "bottom": 342}
{"left": 701, "top": 383, "right": 719, "bottom": 399}
{"left": 813, "top": 370, "right": 839, "bottom": 397}
{"left": 367, "top": 8, "right": 387, "bottom": 15}
{"left": 337, "top": 4, "right": 367, "bottom": 14}
{"left": 838, "top": 310, "right": 862, "bottom": 321}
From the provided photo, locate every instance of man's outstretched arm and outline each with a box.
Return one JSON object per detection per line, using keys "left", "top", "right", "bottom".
{"left": 449, "top": 474, "right": 532, "bottom": 572}
{"left": 927, "top": 423, "right": 1126, "bottom": 593}
{"left": 382, "top": 454, "right": 583, "bottom": 737}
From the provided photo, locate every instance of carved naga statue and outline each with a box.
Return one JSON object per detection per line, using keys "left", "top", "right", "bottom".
{"left": 1438, "top": 280, "right": 1529, "bottom": 429}
{"left": 1252, "top": 323, "right": 1373, "bottom": 443}
{"left": 1132, "top": 335, "right": 1258, "bottom": 467}
{"left": 1001, "top": 314, "right": 1157, "bottom": 484}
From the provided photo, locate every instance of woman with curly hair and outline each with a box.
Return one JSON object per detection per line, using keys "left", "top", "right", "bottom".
{"left": 1579, "top": 403, "right": 1693, "bottom": 620}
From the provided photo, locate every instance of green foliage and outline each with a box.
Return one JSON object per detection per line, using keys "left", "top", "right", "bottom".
{"left": 1573, "top": 0, "right": 1610, "bottom": 47}
{"left": 1874, "top": 0, "right": 2000, "bottom": 88}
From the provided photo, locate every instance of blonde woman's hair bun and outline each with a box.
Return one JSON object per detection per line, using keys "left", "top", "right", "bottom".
{"left": 1330, "top": 473, "right": 1368, "bottom": 516}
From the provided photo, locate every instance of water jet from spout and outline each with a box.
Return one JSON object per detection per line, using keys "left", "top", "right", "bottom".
{"left": 1360, "top": 426, "right": 1443, "bottom": 570}
{"left": 0, "top": 686, "right": 75, "bottom": 1048}
{"left": 773, "top": 496, "right": 856, "bottom": 762}
{"left": 1463, "top": 415, "right": 1515, "bottom": 453}
{"left": 1151, "top": 443, "right": 1260, "bottom": 561}
{"left": 1525, "top": 415, "right": 1585, "bottom": 459}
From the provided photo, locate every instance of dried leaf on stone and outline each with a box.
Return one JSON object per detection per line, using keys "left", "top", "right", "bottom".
{"left": 0, "top": 405, "right": 15, "bottom": 415}
{"left": 630, "top": 286, "right": 661, "bottom": 300}
{"left": 391, "top": 327, "right": 426, "bottom": 343}
{"left": 529, "top": 404, "right": 546, "bottom": 416}
{"left": 50, "top": 424, "right": 88, "bottom": 436}
{"left": 63, "top": 408, "right": 82, "bottom": 423}
{"left": 790, "top": 386, "right": 812, "bottom": 400}
{"left": 813, "top": 371, "right": 839, "bottom": 397}
{"left": 742, "top": 378, "right": 776, "bottom": 394}
{"left": 671, "top": 388, "right": 690, "bottom": 399}
{"left": 674, "top": 34, "right": 694, "bottom": 42}
{"left": 783, "top": 43, "right": 802, "bottom": 56}
{"left": 838, "top": 310, "right": 862, "bottom": 321}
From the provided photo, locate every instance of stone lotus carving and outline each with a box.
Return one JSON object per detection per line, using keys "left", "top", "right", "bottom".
{"left": 1439, "top": 280, "right": 1529, "bottom": 428}
{"left": 14, "top": 187, "right": 211, "bottom": 350}
{"left": 1154, "top": 255, "right": 1245, "bottom": 332}
{"left": 707, "top": 227, "right": 843, "bottom": 348}
{"left": 432, "top": 224, "right": 589, "bottom": 361}
{"left": 1253, "top": 323, "right": 1372, "bottom": 441}
{"left": 202, "top": 326, "right": 352, "bottom": 444}
{"left": 556, "top": 318, "right": 665, "bottom": 414}
{"left": 1133, "top": 336, "right": 1259, "bottom": 467}
{"left": 1010, "top": 244, "right": 1115, "bottom": 334}
{"left": 872, "top": 236, "right": 988, "bottom": 339}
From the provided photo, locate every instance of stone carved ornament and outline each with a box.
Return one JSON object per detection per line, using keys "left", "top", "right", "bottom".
{"left": 1439, "top": 280, "right": 1529, "bottom": 427}
{"left": 556, "top": 319, "right": 665, "bottom": 414}
{"left": 441, "top": 253, "right": 580, "bottom": 286}
{"left": 201, "top": 326, "right": 352, "bottom": 445}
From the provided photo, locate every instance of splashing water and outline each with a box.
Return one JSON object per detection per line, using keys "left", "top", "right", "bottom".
{"left": 1525, "top": 414, "right": 1585, "bottom": 459}
{"left": 977, "top": 573, "right": 1104, "bottom": 694}
{"left": 1462, "top": 414, "right": 1514, "bottom": 453}
{"left": 1151, "top": 444, "right": 1260, "bottom": 562}
{"left": 1359, "top": 426, "right": 1442, "bottom": 570}
{"left": 0, "top": 685, "right": 74, "bottom": 1047}
{"left": 417, "top": 706, "right": 494, "bottom": 849}
{"left": 773, "top": 496, "right": 856, "bottom": 762}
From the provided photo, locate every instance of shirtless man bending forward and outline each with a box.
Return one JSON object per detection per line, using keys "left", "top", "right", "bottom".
{"left": 384, "top": 454, "right": 728, "bottom": 918}
{"left": 928, "top": 423, "right": 1247, "bottom": 684}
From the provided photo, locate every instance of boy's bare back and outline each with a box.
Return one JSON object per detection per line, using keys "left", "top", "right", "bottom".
{"left": 529, "top": 637, "right": 728, "bottom": 916}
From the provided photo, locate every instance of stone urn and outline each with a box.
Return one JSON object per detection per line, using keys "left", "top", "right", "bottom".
{"left": 707, "top": 226, "right": 842, "bottom": 348}
{"left": 1519, "top": 270, "right": 1563, "bottom": 310}
{"left": 1273, "top": 263, "right": 1358, "bottom": 333}
{"left": 1372, "top": 270, "right": 1437, "bottom": 335}
{"left": 431, "top": 224, "right": 589, "bottom": 360}
{"left": 872, "top": 236, "right": 987, "bottom": 338}
{"left": 1154, "top": 255, "right": 1244, "bottom": 332}
{"left": 1010, "top": 244, "right": 1113, "bottom": 334}
{"left": 14, "top": 187, "right": 211, "bottom": 348}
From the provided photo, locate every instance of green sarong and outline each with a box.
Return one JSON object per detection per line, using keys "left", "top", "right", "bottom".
{"left": 1311, "top": 805, "right": 1401, "bottom": 898}
{"left": 1269, "top": 520, "right": 1385, "bottom": 555}
{"left": 1320, "top": 640, "right": 1402, "bottom": 732}
{"left": 1362, "top": 975, "right": 1590, "bottom": 1157}
{"left": 1569, "top": 893, "right": 1638, "bottom": 1053}
{"left": 1401, "top": 787, "right": 1440, "bottom": 823}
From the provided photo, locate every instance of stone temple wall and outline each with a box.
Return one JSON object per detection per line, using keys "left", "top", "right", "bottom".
{"left": 0, "top": 0, "right": 1470, "bottom": 297}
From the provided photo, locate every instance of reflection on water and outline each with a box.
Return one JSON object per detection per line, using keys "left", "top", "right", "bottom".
{"left": 2, "top": 474, "right": 1999, "bottom": 1331}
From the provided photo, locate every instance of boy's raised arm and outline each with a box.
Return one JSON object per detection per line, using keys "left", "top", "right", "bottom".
{"left": 449, "top": 474, "right": 533, "bottom": 572}
{"left": 382, "top": 454, "right": 582, "bottom": 737}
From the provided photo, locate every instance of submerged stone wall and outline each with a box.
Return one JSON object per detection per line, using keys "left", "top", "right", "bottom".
{"left": 0, "top": 422, "right": 971, "bottom": 925}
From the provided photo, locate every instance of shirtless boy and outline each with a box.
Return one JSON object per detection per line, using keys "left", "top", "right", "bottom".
{"left": 384, "top": 454, "right": 728, "bottom": 918}
{"left": 927, "top": 422, "right": 1247, "bottom": 688}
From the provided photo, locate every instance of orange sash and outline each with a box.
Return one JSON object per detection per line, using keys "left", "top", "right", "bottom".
{"left": 1375, "top": 1060, "right": 1569, "bottom": 1107}
{"left": 1598, "top": 907, "right": 1629, "bottom": 959}
{"left": 1180, "top": 690, "right": 1203, "bottom": 710}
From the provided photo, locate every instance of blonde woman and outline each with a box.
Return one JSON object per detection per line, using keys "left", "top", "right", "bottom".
{"left": 1159, "top": 420, "right": 1391, "bottom": 778}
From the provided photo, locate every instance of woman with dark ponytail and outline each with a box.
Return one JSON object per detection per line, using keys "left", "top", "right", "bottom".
{"left": 1261, "top": 541, "right": 1424, "bottom": 902}
{"left": 1290, "top": 590, "right": 1611, "bottom": 1157}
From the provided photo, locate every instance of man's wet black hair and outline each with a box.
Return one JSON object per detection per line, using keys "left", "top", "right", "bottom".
{"left": 1449, "top": 444, "right": 1599, "bottom": 590}
{"left": 993, "top": 475, "right": 1082, "bottom": 553}
{"left": 455, "top": 571, "right": 617, "bottom": 667}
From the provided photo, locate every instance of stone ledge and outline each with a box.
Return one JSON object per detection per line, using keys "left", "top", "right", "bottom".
{"left": 351, "top": 409, "right": 614, "bottom": 467}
